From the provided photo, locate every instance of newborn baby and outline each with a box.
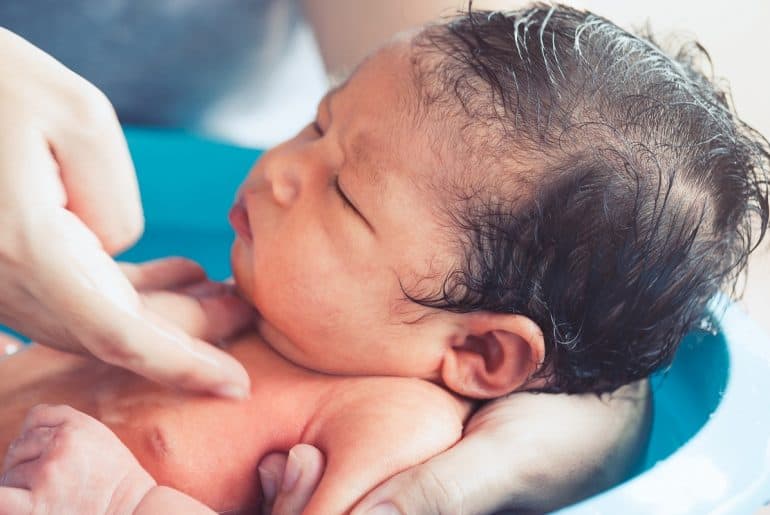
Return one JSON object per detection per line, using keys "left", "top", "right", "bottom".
{"left": 1, "top": 4, "right": 767, "bottom": 514}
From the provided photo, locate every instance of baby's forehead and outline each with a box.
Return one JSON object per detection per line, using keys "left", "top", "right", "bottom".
{"left": 332, "top": 43, "right": 442, "bottom": 164}
{"left": 334, "top": 36, "right": 515, "bottom": 218}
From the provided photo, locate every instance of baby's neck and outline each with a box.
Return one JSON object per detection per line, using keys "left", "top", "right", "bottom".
{"left": 253, "top": 316, "right": 327, "bottom": 373}
{"left": 253, "top": 316, "right": 403, "bottom": 378}
{"left": 253, "top": 315, "right": 476, "bottom": 415}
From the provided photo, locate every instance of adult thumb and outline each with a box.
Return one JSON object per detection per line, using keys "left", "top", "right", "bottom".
{"left": 351, "top": 434, "right": 507, "bottom": 515}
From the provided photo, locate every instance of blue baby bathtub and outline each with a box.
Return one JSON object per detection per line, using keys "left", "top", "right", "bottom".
{"left": 5, "top": 127, "right": 768, "bottom": 513}
{"left": 121, "top": 128, "right": 770, "bottom": 514}
{"left": 558, "top": 298, "right": 770, "bottom": 514}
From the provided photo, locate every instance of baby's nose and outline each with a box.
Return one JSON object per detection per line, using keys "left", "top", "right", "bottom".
{"left": 264, "top": 163, "right": 299, "bottom": 207}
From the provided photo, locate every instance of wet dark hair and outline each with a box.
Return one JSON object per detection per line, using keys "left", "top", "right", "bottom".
{"left": 407, "top": 4, "right": 770, "bottom": 393}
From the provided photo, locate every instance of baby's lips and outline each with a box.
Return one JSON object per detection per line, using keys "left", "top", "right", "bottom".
{"left": 229, "top": 196, "right": 252, "bottom": 240}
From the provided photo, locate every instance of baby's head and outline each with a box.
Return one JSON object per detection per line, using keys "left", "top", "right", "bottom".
{"left": 230, "top": 4, "right": 769, "bottom": 396}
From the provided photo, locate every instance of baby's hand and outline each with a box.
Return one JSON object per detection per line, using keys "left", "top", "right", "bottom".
{"left": 0, "top": 404, "right": 156, "bottom": 515}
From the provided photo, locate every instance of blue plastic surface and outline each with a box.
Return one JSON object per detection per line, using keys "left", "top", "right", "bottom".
{"left": 119, "top": 128, "right": 262, "bottom": 279}
{"left": 557, "top": 297, "right": 770, "bottom": 514}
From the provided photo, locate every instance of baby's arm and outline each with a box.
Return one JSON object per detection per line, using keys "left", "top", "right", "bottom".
{"left": 0, "top": 404, "right": 215, "bottom": 515}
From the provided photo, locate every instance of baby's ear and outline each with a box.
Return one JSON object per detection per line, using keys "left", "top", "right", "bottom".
{"left": 440, "top": 313, "right": 544, "bottom": 399}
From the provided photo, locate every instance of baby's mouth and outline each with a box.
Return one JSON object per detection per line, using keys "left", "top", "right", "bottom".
{"left": 228, "top": 196, "right": 252, "bottom": 241}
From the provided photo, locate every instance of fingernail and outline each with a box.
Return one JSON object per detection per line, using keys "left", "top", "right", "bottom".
{"left": 365, "top": 503, "right": 401, "bottom": 515}
{"left": 281, "top": 448, "right": 302, "bottom": 493}
{"left": 213, "top": 383, "right": 249, "bottom": 400}
{"left": 258, "top": 465, "right": 278, "bottom": 502}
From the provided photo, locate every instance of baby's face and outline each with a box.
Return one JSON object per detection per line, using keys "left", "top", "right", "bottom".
{"left": 230, "top": 41, "right": 461, "bottom": 379}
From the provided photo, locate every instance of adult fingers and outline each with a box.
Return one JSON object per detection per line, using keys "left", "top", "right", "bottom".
{"left": 139, "top": 287, "right": 256, "bottom": 343}
{"left": 270, "top": 445, "right": 325, "bottom": 515}
{"left": 0, "top": 29, "right": 142, "bottom": 255}
{"left": 17, "top": 212, "right": 251, "bottom": 399}
{"left": 258, "top": 452, "right": 287, "bottom": 513}
{"left": 351, "top": 431, "right": 507, "bottom": 515}
{"left": 47, "top": 81, "right": 143, "bottom": 255}
{"left": 0, "top": 487, "right": 30, "bottom": 513}
{"left": 0, "top": 33, "right": 250, "bottom": 397}
{"left": 353, "top": 382, "right": 651, "bottom": 515}
{"left": 119, "top": 258, "right": 207, "bottom": 291}
{"left": 119, "top": 259, "right": 255, "bottom": 343}
{"left": 92, "top": 305, "right": 252, "bottom": 399}
{"left": 0, "top": 32, "right": 243, "bottom": 399}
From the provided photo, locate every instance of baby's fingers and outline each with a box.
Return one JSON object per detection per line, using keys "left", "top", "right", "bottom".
{"left": 0, "top": 460, "right": 40, "bottom": 490}
{"left": 19, "top": 404, "right": 79, "bottom": 434}
{"left": 0, "top": 487, "right": 31, "bottom": 514}
{"left": 119, "top": 258, "right": 207, "bottom": 291}
{"left": 2, "top": 426, "right": 54, "bottom": 473}
{"left": 140, "top": 287, "right": 256, "bottom": 343}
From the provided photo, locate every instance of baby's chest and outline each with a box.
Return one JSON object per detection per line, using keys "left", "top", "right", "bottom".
{"left": 105, "top": 373, "right": 329, "bottom": 511}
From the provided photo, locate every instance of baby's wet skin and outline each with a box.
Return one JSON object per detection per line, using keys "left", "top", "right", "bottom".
{"left": 0, "top": 335, "right": 470, "bottom": 513}
{"left": 0, "top": 339, "right": 324, "bottom": 510}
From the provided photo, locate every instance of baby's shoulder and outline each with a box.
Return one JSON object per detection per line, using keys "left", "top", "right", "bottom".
{"left": 295, "top": 377, "right": 472, "bottom": 513}
{"left": 328, "top": 375, "right": 467, "bottom": 414}
{"left": 306, "top": 376, "right": 470, "bottom": 449}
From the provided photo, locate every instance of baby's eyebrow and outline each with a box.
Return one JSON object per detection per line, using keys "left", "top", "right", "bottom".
{"left": 322, "top": 85, "right": 385, "bottom": 190}
{"left": 346, "top": 130, "right": 383, "bottom": 187}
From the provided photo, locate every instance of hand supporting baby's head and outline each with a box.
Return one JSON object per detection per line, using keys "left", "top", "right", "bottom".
{"left": 231, "top": 4, "right": 769, "bottom": 397}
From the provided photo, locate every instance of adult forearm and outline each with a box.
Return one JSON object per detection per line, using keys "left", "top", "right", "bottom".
{"left": 301, "top": 0, "right": 457, "bottom": 78}
{"left": 303, "top": 1, "right": 562, "bottom": 79}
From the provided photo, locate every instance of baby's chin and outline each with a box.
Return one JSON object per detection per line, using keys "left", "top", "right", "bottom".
{"left": 230, "top": 239, "right": 256, "bottom": 305}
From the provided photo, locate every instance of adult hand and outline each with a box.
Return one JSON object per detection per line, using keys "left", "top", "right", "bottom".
{"left": 258, "top": 380, "right": 651, "bottom": 514}
{"left": 0, "top": 28, "right": 250, "bottom": 398}
{"left": 117, "top": 258, "right": 256, "bottom": 348}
